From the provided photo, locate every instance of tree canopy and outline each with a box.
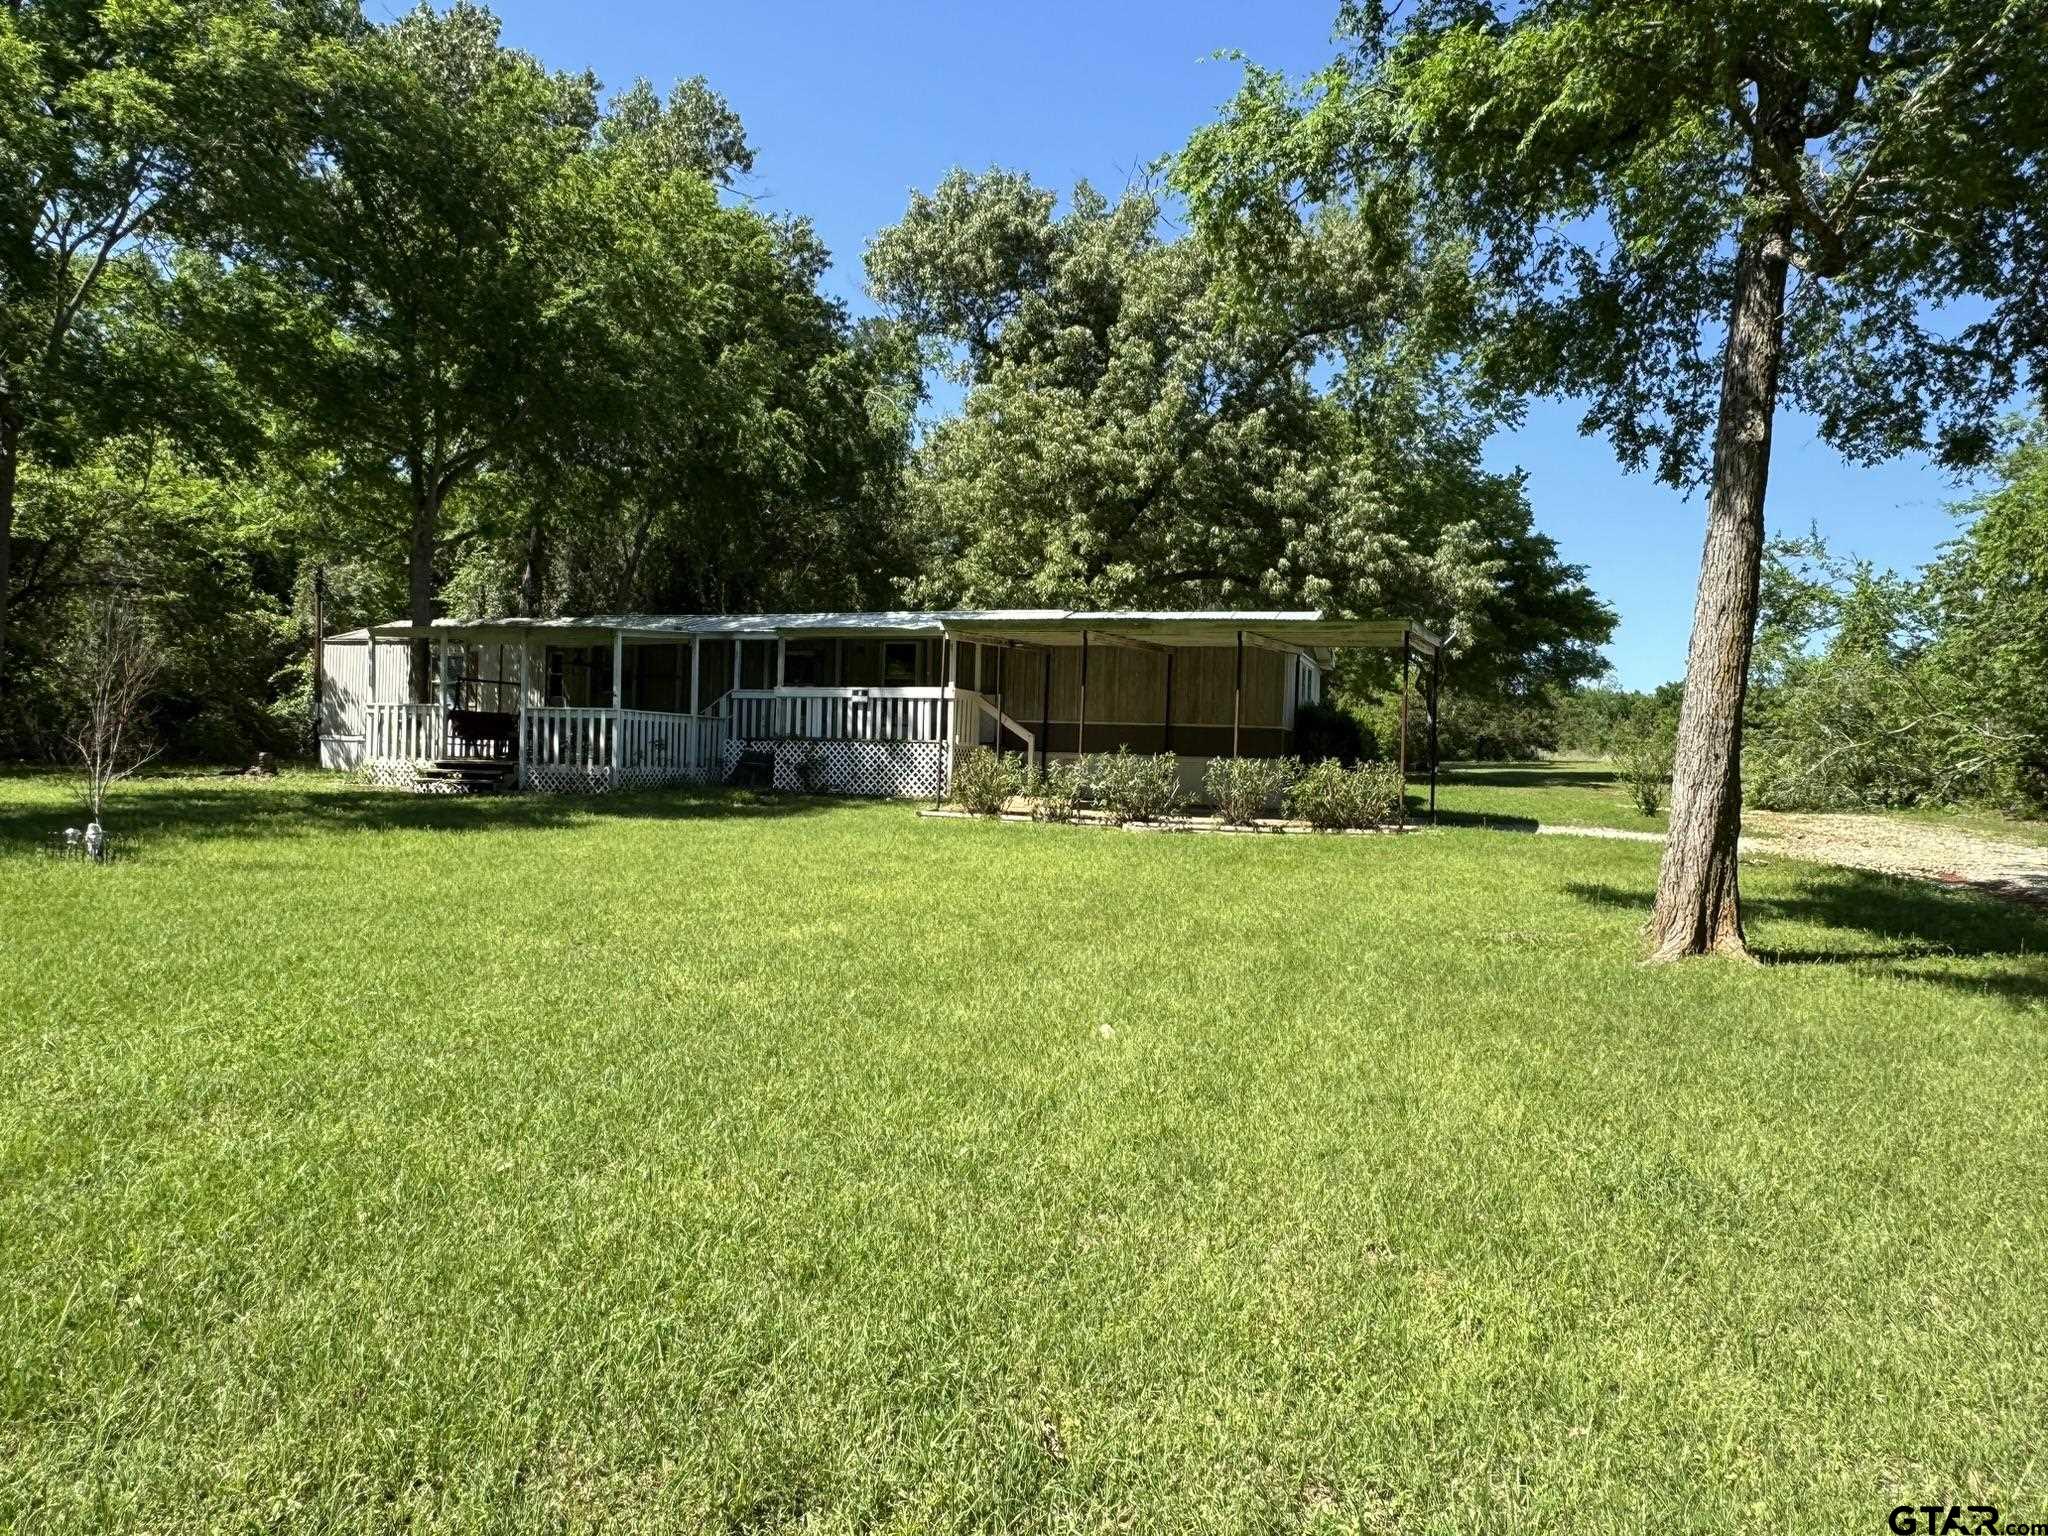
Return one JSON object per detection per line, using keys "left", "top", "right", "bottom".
{"left": 1178, "top": 0, "right": 2048, "bottom": 956}
{"left": 2, "top": 0, "right": 907, "bottom": 747}
{"left": 0, "top": 0, "right": 344, "bottom": 691}
{"left": 867, "top": 168, "right": 1613, "bottom": 703}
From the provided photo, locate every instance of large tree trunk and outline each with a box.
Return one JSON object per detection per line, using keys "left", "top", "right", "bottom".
{"left": 408, "top": 489, "right": 438, "bottom": 704}
{"left": 1647, "top": 216, "right": 1792, "bottom": 962}
{"left": 519, "top": 512, "right": 545, "bottom": 617}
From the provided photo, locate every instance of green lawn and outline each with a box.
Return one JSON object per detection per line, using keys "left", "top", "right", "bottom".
{"left": 2, "top": 771, "right": 2044, "bottom": 1532}
{"left": 1428, "top": 759, "right": 1668, "bottom": 833}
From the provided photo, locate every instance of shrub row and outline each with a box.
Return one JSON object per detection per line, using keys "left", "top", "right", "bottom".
{"left": 952, "top": 747, "right": 1407, "bottom": 830}
{"left": 953, "top": 746, "right": 1185, "bottom": 824}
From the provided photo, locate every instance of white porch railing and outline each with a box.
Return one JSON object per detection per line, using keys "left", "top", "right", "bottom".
{"left": 520, "top": 707, "right": 615, "bottom": 770}
{"left": 615, "top": 708, "right": 723, "bottom": 777}
{"left": 368, "top": 693, "right": 951, "bottom": 786}
{"left": 730, "top": 687, "right": 949, "bottom": 743}
{"left": 516, "top": 706, "right": 725, "bottom": 780}
{"left": 365, "top": 702, "right": 444, "bottom": 761}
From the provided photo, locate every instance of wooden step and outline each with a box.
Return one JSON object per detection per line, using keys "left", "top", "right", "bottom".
{"left": 414, "top": 758, "right": 516, "bottom": 794}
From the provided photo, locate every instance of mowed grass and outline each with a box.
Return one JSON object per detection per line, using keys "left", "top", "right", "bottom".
{"left": 1430, "top": 759, "right": 1666, "bottom": 833}
{"left": 1, "top": 772, "right": 2045, "bottom": 1533}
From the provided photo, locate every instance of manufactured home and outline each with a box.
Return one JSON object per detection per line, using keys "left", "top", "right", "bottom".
{"left": 317, "top": 609, "right": 1443, "bottom": 801}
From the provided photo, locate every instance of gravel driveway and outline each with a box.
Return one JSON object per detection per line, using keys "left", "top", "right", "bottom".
{"left": 1535, "top": 812, "right": 2048, "bottom": 908}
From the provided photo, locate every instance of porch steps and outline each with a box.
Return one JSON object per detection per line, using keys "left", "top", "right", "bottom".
{"left": 414, "top": 758, "right": 516, "bottom": 795}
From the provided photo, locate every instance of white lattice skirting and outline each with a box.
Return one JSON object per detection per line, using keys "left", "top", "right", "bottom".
{"left": 522, "top": 764, "right": 717, "bottom": 794}
{"left": 366, "top": 749, "right": 941, "bottom": 797}
{"left": 614, "top": 764, "right": 715, "bottom": 790}
{"left": 364, "top": 759, "right": 418, "bottom": 790}
{"left": 525, "top": 764, "right": 615, "bottom": 795}
{"left": 725, "top": 738, "right": 949, "bottom": 799}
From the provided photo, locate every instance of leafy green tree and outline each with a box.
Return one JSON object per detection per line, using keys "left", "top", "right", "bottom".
{"left": 1924, "top": 430, "right": 2048, "bottom": 806}
{"left": 504, "top": 115, "right": 913, "bottom": 619}
{"left": 1180, "top": 1, "right": 2048, "bottom": 958}
{"left": 867, "top": 168, "right": 1612, "bottom": 704}
{"left": 8, "top": 432, "right": 316, "bottom": 761}
{"left": 1552, "top": 682, "right": 1684, "bottom": 757}
{"left": 0, "top": 0, "right": 340, "bottom": 697}
{"left": 1742, "top": 519, "right": 2042, "bottom": 813}
{"left": 210, "top": 1, "right": 598, "bottom": 697}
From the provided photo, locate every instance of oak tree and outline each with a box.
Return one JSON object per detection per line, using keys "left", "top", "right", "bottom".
{"left": 1180, "top": 0, "right": 2048, "bottom": 957}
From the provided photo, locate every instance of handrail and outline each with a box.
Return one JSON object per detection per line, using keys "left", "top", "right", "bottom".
{"left": 974, "top": 693, "right": 1036, "bottom": 757}
{"left": 728, "top": 685, "right": 948, "bottom": 699}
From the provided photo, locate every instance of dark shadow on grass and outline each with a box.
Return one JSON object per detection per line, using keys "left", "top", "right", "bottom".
{"left": 1564, "top": 871, "right": 2048, "bottom": 1007}
{"left": 1441, "top": 764, "right": 1620, "bottom": 790}
{"left": 1422, "top": 808, "right": 1542, "bottom": 833}
{"left": 0, "top": 775, "right": 866, "bottom": 851}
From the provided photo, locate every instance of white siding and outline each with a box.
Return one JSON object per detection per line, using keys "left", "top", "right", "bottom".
{"left": 319, "top": 640, "right": 364, "bottom": 767}
{"left": 318, "top": 637, "right": 417, "bottom": 767}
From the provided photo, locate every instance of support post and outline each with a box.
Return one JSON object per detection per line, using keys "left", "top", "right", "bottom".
{"left": 995, "top": 642, "right": 1006, "bottom": 769}
{"left": 612, "top": 627, "right": 624, "bottom": 782}
{"left": 688, "top": 636, "right": 701, "bottom": 778}
{"left": 1039, "top": 648, "right": 1052, "bottom": 777}
{"left": 517, "top": 637, "right": 529, "bottom": 789}
{"left": 1232, "top": 630, "right": 1243, "bottom": 759}
{"left": 1077, "top": 631, "right": 1088, "bottom": 762}
{"left": 436, "top": 633, "right": 448, "bottom": 760}
{"left": 1162, "top": 650, "right": 1174, "bottom": 755}
{"left": 310, "top": 564, "right": 325, "bottom": 761}
{"left": 366, "top": 626, "right": 378, "bottom": 761}
{"left": 1429, "top": 648, "right": 1442, "bottom": 825}
{"left": 1398, "top": 637, "right": 1411, "bottom": 830}
{"left": 776, "top": 636, "right": 786, "bottom": 687}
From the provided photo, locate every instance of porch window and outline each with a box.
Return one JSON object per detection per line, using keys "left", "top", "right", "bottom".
{"left": 883, "top": 642, "right": 918, "bottom": 686}
{"left": 739, "top": 640, "right": 774, "bottom": 690}
{"left": 784, "top": 641, "right": 830, "bottom": 687}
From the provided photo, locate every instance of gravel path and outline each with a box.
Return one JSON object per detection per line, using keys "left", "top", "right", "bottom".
{"left": 1743, "top": 812, "right": 2048, "bottom": 907}
{"left": 1535, "top": 813, "right": 2048, "bottom": 908}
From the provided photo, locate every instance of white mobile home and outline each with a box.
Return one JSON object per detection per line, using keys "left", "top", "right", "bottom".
{"left": 317, "top": 609, "right": 1443, "bottom": 802}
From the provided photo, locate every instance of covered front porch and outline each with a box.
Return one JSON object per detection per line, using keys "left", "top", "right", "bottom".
{"left": 335, "top": 615, "right": 963, "bottom": 795}
{"left": 319, "top": 610, "right": 1442, "bottom": 803}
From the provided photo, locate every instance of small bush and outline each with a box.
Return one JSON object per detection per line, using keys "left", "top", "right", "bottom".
{"left": 1288, "top": 759, "right": 1354, "bottom": 829}
{"left": 1613, "top": 722, "right": 1676, "bottom": 816}
{"left": 1294, "top": 702, "right": 1374, "bottom": 766}
{"left": 953, "top": 747, "right": 1023, "bottom": 816}
{"left": 1032, "top": 758, "right": 1086, "bottom": 822}
{"left": 1350, "top": 761, "right": 1405, "bottom": 826}
{"left": 1089, "top": 746, "right": 1185, "bottom": 824}
{"left": 1287, "top": 758, "right": 1406, "bottom": 830}
{"left": 1204, "top": 756, "right": 1299, "bottom": 826}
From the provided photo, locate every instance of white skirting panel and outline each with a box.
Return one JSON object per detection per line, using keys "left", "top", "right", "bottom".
{"left": 320, "top": 734, "right": 365, "bottom": 770}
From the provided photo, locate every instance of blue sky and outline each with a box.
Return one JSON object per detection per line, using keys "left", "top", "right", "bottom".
{"left": 478, "top": 0, "right": 1981, "bottom": 690}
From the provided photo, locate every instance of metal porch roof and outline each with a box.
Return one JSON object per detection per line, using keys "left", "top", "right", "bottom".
{"left": 334, "top": 609, "right": 1444, "bottom": 653}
